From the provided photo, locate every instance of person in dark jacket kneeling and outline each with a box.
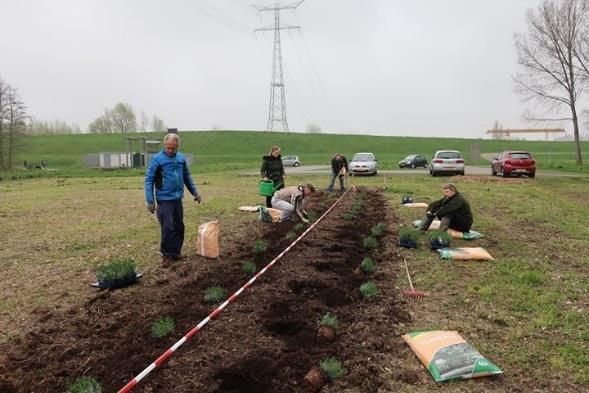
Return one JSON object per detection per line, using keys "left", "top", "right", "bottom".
{"left": 145, "top": 133, "right": 201, "bottom": 266}
{"left": 419, "top": 183, "right": 473, "bottom": 232}
{"left": 260, "top": 145, "right": 285, "bottom": 208}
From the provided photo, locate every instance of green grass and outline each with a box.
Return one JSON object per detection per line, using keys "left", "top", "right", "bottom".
{"left": 363, "top": 235, "right": 378, "bottom": 250}
{"left": 319, "top": 357, "right": 346, "bottom": 380}
{"left": 242, "top": 260, "right": 257, "bottom": 276}
{"left": 67, "top": 377, "right": 102, "bottom": 393}
{"left": 370, "top": 222, "right": 386, "bottom": 238}
{"left": 94, "top": 258, "right": 136, "bottom": 281}
{"left": 398, "top": 227, "right": 421, "bottom": 242}
{"left": 360, "top": 257, "right": 376, "bottom": 274}
{"left": 150, "top": 316, "right": 175, "bottom": 339}
{"left": 319, "top": 313, "right": 340, "bottom": 330}
{"left": 3, "top": 131, "right": 587, "bottom": 179}
{"left": 204, "top": 286, "right": 227, "bottom": 304}
{"left": 252, "top": 239, "right": 267, "bottom": 254}
{"left": 359, "top": 281, "right": 379, "bottom": 298}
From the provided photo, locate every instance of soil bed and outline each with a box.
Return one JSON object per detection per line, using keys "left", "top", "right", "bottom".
{"left": 0, "top": 189, "right": 408, "bottom": 393}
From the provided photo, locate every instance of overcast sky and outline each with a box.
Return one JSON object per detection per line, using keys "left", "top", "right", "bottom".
{"left": 0, "top": 0, "right": 546, "bottom": 138}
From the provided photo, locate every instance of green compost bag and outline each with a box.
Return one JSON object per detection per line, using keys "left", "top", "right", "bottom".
{"left": 402, "top": 331, "right": 502, "bottom": 382}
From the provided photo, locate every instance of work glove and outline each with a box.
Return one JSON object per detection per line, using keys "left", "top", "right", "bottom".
{"left": 194, "top": 193, "right": 202, "bottom": 203}
{"left": 147, "top": 203, "right": 156, "bottom": 214}
{"left": 426, "top": 211, "right": 435, "bottom": 218}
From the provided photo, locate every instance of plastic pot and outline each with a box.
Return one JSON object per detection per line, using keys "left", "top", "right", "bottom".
{"left": 92, "top": 273, "right": 143, "bottom": 289}
{"left": 398, "top": 238, "right": 417, "bottom": 249}
{"left": 316, "top": 325, "right": 337, "bottom": 343}
{"left": 304, "top": 367, "right": 328, "bottom": 392}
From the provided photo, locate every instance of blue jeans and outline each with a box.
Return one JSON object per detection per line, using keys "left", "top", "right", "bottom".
{"left": 156, "top": 200, "right": 185, "bottom": 259}
{"left": 327, "top": 172, "right": 345, "bottom": 192}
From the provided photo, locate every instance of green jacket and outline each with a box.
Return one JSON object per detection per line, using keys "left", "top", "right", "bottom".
{"left": 260, "top": 154, "right": 285, "bottom": 187}
{"left": 429, "top": 192, "right": 473, "bottom": 226}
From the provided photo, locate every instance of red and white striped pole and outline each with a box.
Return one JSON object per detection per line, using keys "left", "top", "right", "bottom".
{"left": 118, "top": 187, "right": 353, "bottom": 393}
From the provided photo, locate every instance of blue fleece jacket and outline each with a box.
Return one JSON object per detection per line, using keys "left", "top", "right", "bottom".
{"left": 144, "top": 150, "right": 197, "bottom": 204}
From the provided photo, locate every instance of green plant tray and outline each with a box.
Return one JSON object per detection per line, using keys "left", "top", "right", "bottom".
{"left": 90, "top": 273, "right": 143, "bottom": 289}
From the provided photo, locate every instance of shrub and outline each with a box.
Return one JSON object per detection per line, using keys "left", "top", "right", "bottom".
{"left": 204, "top": 286, "right": 227, "bottom": 304}
{"left": 427, "top": 230, "right": 452, "bottom": 244}
{"left": 370, "top": 223, "right": 386, "bottom": 238}
{"left": 252, "top": 240, "right": 267, "bottom": 254}
{"left": 399, "top": 227, "right": 421, "bottom": 242}
{"left": 95, "top": 258, "right": 136, "bottom": 281}
{"left": 294, "top": 223, "right": 307, "bottom": 233}
{"left": 319, "top": 357, "right": 346, "bottom": 380}
{"left": 242, "top": 260, "right": 257, "bottom": 276}
{"left": 67, "top": 377, "right": 102, "bottom": 393}
{"left": 151, "top": 316, "right": 175, "bottom": 339}
{"left": 361, "top": 257, "right": 376, "bottom": 274}
{"left": 360, "top": 281, "right": 379, "bottom": 298}
{"left": 363, "top": 236, "right": 378, "bottom": 250}
{"left": 306, "top": 210, "right": 319, "bottom": 223}
{"left": 343, "top": 212, "right": 356, "bottom": 220}
{"left": 319, "top": 313, "right": 340, "bottom": 331}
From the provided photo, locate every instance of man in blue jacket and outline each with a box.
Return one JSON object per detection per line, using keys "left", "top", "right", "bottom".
{"left": 145, "top": 133, "right": 201, "bottom": 266}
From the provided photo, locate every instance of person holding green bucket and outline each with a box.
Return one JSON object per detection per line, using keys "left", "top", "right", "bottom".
{"left": 260, "top": 145, "right": 285, "bottom": 207}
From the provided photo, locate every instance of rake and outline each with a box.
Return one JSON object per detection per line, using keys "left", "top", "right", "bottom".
{"left": 402, "top": 257, "right": 427, "bottom": 299}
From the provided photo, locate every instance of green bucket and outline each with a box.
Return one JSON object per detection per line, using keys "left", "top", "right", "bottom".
{"left": 259, "top": 180, "right": 276, "bottom": 197}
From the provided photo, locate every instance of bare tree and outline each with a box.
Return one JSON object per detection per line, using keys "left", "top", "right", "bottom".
{"left": 27, "top": 118, "right": 81, "bottom": 135}
{"left": 514, "top": 0, "right": 587, "bottom": 164}
{"left": 88, "top": 108, "right": 114, "bottom": 133}
{"left": 306, "top": 123, "right": 322, "bottom": 133}
{"left": 5, "top": 87, "right": 28, "bottom": 169}
{"left": 0, "top": 78, "right": 9, "bottom": 168}
{"left": 151, "top": 115, "right": 166, "bottom": 132}
{"left": 110, "top": 102, "right": 136, "bottom": 133}
{"left": 139, "top": 111, "right": 149, "bottom": 132}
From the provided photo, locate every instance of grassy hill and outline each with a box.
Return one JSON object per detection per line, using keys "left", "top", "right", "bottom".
{"left": 4, "top": 130, "right": 588, "bottom": 178}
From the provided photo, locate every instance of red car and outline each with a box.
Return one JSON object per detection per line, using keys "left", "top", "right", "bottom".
{"left": 491, "top": 151, "right": 536, "bottom": 178}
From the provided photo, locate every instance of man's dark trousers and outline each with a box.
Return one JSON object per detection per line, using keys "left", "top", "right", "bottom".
{"left": 157, "top": 200, "right": 184, "bottom": 259}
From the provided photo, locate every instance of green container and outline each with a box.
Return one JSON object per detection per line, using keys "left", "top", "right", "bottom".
{"left": 259, "top": 180, "right": 276, "bottom": 197}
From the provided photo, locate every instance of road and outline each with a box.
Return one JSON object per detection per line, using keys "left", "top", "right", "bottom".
{"left": 271, "top": 165, "right": 585, "bottom": 178}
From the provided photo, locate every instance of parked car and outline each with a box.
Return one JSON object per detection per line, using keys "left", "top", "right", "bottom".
{"left": 398, "top": 154, "right": 428, "bottom": 169}
{"left": 349, "top": 152, "right": 377, "bottom": 176}
{"left": 282, "top": 155, "right": 300, "bottom": 167}
{"left": 429, "top": 150, "right": 465, "bottom": 176}
{"left": 491, "top": 151, "right": 535, "bottom": 178}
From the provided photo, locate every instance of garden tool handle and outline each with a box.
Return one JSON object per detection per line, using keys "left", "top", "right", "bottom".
{"left": 403, "top": 257, "right": 415, "bottom": 291}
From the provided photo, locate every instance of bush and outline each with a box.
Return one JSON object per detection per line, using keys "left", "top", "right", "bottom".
{"left": 204, "top": 286, "right": 227, "bottom": 304}
{"left": 319, "top": 357, "right": 346, "bottom": 380}
{"left": 360, "top": 281, "right": 379, "bottom": 298}
{"left": 293, "top": 223, "right": 307, "bottom": 233}
{"left": 399, "top": 227, "right": 421, "bottom": 242}
{"left": 95, "top": 258, "right": 136, "bottom": 281}
{"left": 319, "top": 313, "right": 340, "bottom": 330}
{"left": 67, "top": 377, "right": 102, "bottom": 393}
{"left": 151, "top": 316, "right": 175, "bottom": 339}
{"left": 252, "top": 240, "right": 267, "bottom": 254}
{"left": 306, "top": 210, "right": 319, "bottom": 222}
{"left": 370, "top": 223, "right": 386, "bottom": 238}
{"left": 363, "top": 236, "right": 378, "bottom": 250}
{"left": 242, "top": 260, "right": 257, "bottom": 276}
{"left": 361, "top": 257, "right": 375, "bottom": 274}
{"left": 343, "top": 212, "right": 356, "bottom": 220}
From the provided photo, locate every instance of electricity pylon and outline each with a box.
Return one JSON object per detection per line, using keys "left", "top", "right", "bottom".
{"left": 254, "top": 1, "right": 304, "bottom": 132}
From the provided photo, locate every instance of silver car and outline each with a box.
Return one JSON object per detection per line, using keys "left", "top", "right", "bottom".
{"left": 349, "top": 152, "right": 377, "bottom": 176}
{"left": 282, "top": 155, "right": 300, "bottom": 167}
{"left": 429, "top": 150, "right": 465, "bottom": 176}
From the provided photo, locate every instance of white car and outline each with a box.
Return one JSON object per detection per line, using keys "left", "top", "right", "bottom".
{"left": 282, "top": 155, "right": 300, "bottom": 167}
{"left": 349, "top": 152, "right": 377, "bottom": 176}
{"left": 429, "top": 150, "right": 465, "bottom": 176}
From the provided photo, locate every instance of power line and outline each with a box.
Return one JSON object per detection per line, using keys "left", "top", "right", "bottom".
{"left": 183, "top": 0, "right": 253, "bottom": 36}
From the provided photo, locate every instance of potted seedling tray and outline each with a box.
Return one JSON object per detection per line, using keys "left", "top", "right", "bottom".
{"left": 90, "top": 258, "right": 142, "bottom": 289}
